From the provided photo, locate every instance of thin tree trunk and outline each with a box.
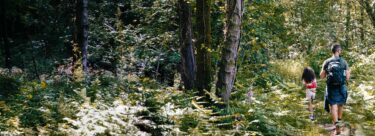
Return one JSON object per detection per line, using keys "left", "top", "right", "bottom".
{"left": 2, "top": 36, "right": 11, "bottom": 69}
{"left": 115, "top": 5, "right": 124, "bottom": 77}
{"left": 216, "top": 0, "right": 243, "bottom": 102}
{"left": 73, "top": 0, "right": 89, "bottom": 82}
{"left": 345, "top": 0, "right": 351, "bottom": 48}
{"left": 0, "top": 0, "right": 11, "bottom": 69}
{"left": 195, "top": 0, "right": 212, "bottom": 94}
{"left": 361, "top": 0, "right": 375, "bottom": 27}
{"left": 360, "top": 0, "right": 365, "bottom": 42}
{"left": 31, "top": 47, "right": 40, "bottom": 80}
{"left": 178, "top": 0, "right": 196, "bottom": 90}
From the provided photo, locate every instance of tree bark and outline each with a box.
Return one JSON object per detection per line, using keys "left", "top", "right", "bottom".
{"left": 216, "top": 0, "right": 243, "bottom": 102}
{"left": 195, "top": 0, "right": 212, "bottom": 94}
{"left": 2, "top": 35, "right": 11, "bottom": 70}
{"left": 361, "top": 0, "right": 375, "bottom": 27}
{"left": 178, "top": 0, "right": 196, "bottom": 90}
{"left": 73, "top": 0, "right": 89, "bottom": 82}
{"left": 0, "top": 0, "right": 11, "bottom": 69}
{"left": 345, "top": 0, "right": 351, "bottom": 48}
{"left": 360, "top": 0, "right": 365, "bottom": 42}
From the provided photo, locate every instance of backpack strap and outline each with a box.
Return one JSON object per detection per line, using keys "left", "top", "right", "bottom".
{"left": 338, "top": 57, "right": 346, "bottom": 84}
{"left": 326, "top": 57, "right": 339, "bottom": 71}
{"left": 338, "top": 57, "right": 345, "bottom": 69}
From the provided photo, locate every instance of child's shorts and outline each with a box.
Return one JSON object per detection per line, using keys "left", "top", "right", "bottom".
{"left": 306, "top": 88, "right": 316, "bottom": 101}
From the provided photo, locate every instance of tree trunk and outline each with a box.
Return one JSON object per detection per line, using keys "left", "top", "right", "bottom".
{"left": 178, "top": 0, "right": 196, "bottom": 90}
{"left": 361, "top": 0, "right": 375, "bottom": 27}
{"left": 216, "top": 0, "right": 243, "bottom": 102}
{"left": 0, "top": 0, "right": 11, "bottom": 69}
{"left": 73, "top": 0, "right": 89, "bottom": 82}
{"left": 360, "top": 0, "right": 365, "bottom": 42}
{"left": 2, "top": 36, "right": 11, "bottom": 70}
{"left": 195, "top": 0, "right": 212, "bottom": 94}
{"left": 31, "top": 47, "right": 40, "bottom": 79}
{"left": 345, "top": 0, "right": 351, "bottom": 48}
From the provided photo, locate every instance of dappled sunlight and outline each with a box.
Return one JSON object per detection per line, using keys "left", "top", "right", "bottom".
{"left": 60, "top": 99, "right": 148, "bottom": 135}
{"left": 1, "top": 0, "right": 375, "bottom": 135}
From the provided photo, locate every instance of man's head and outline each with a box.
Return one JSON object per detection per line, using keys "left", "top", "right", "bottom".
{"left": 331, "top": 43, "right": 342, "bottom": 54}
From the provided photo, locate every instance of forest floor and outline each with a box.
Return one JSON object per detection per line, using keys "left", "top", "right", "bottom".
{"left": 0, "top": 52, "right": 374, "bottom": 135}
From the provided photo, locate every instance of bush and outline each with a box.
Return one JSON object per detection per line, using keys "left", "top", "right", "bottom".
{"left": 180, "top": 114, "right": 199, "bottom": 132}
{"left": 20, "top": 108, "right": 47, "bottom": 127}
{"left": 306, "top": 49, "right": 330, "bottom": 76}
{"left": 254, "top": 71, "right": 282, "bottom": 90}
{"left": 270, "top": 60, "right": 305, "bottom": 82}
{"left": 0, "top": 75, "right": 21, "bottom": 97}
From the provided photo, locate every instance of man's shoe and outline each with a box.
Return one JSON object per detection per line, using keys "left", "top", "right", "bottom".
{"left": 335, "top": 122, "right": 341, "bottom": 135}
{"left": 337, "top": 119, "right": 342, "bottom": 124}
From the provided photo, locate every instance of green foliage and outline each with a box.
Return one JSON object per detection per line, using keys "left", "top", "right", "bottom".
{"left": 1, "top": 0, "right": 375, "bottom": 135}
{"left": 0, "top": 75, "right": 21, "bottom": 97}
{"left": 20, "top": 108, "right": 47, "bottom": 127}
{"left": 254, "top": 70, "right": 283, "bottom": 89}
{"left": 306, "top": 49, "right": 331, "bottom": 76}
{"left": 241, "top": 0, "right": 290, "bottom": 60}
{"left": 180, "top": 114, "right": 199, "bottom": 132}
{"left": 94, "top": 129, "right": 111, "bottom": 136}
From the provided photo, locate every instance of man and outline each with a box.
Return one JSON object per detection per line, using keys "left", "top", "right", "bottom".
{"left": 320, "top": 43, "right": 350, "bottom": 135}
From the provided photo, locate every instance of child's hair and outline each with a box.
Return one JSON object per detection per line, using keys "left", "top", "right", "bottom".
{"left": 302, "top": 67, "right": 315, "bottom": 83}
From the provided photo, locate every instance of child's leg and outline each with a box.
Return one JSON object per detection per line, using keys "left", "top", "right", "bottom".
{"left": 309, "top": 99, "right": 313, "bottom": 113}
{"left": 307, "top": 90, "right": 314, "bottom": 113}
{"left": 311, "top": 92, "right": 315, "bottom": 113}
{"left": 308, "top": 97, "right": 315, "bottom": 120}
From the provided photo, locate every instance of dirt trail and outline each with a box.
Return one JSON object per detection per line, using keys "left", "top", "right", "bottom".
{"left": 320, "top": 123, "right": 365, "bottom": 136}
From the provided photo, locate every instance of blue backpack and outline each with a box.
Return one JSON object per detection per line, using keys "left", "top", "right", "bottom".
{"left": 326, "top": 58, "right": 346, "bottom": 86}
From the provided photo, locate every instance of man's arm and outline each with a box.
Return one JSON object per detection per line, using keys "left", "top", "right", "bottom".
{"left": 320, "top": 61, "right": 327, "bottom": 79}
{"left": 345, "top": 61, "right": 350, "bottom": 81}
{"left": 346, "top": 69, "right": 350, "bottom": 81}
{"left": 320, "top": 70, "right": 326, "bottom": 79}
{"left": 344, "top": 60, "right": 350, "bottom": 81}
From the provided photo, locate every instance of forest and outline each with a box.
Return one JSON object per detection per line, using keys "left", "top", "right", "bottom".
{"left": 0, "top": 0, "right": 374, "bottom": 135}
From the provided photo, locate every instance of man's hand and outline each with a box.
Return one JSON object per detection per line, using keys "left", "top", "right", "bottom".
{"left": 346, "top": 69, "right": 351, "bottom": 81}
{"left": 320, "top": 70, "right": 326, "bottom": 79}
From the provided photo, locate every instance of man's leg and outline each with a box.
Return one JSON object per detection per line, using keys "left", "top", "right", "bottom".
{"left": 331, "top": 104, "right": 338, "bottom": 123}
{"left": 338, "top": 104, "right": 344, "bottom": 120}
{"left": 331, "top": 104, "right": 341, "bottom": 134}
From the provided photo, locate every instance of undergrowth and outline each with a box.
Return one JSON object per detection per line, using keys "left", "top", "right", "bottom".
{"left": 0, "top": 52, "right": 374, "bottom": 135}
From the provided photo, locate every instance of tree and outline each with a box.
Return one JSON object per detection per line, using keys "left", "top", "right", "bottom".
{"left": 178, "top": 0, "right": 196, "bottom": 90}
{"left": 0, "top": 0, "right": 11, "bottom": 69}
{"left": 361, "top": 0, "right": 375, "bottom": 27}
{"left": 360, "top": 0, "right": 365, "bottom": 41}
{"left": 195, "top": 0, "right": 213, "bottom": 94}
{"left": 345, "top": 0, "right": 351, "bottom": 48}
{"left": 73, "top": 0, "right": 89, "bottom": 82}
{"left": 216, "top": 0, "right": 243, "bottom": 102}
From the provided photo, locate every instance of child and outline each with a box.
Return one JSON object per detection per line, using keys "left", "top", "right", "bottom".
{"left": 302, "top": 67, "right": 317, "bottom": 120}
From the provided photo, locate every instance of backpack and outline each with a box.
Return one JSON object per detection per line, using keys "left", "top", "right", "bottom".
{"left": 326, "top": 58, "right": 345, "bottom": 86}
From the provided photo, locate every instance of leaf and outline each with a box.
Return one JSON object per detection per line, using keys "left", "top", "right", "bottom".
{"left": 191, "top": 99, "right": 212, "bottom": 114}
{"left": 41, "top": 81, "right": 47, "bottom": 89}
